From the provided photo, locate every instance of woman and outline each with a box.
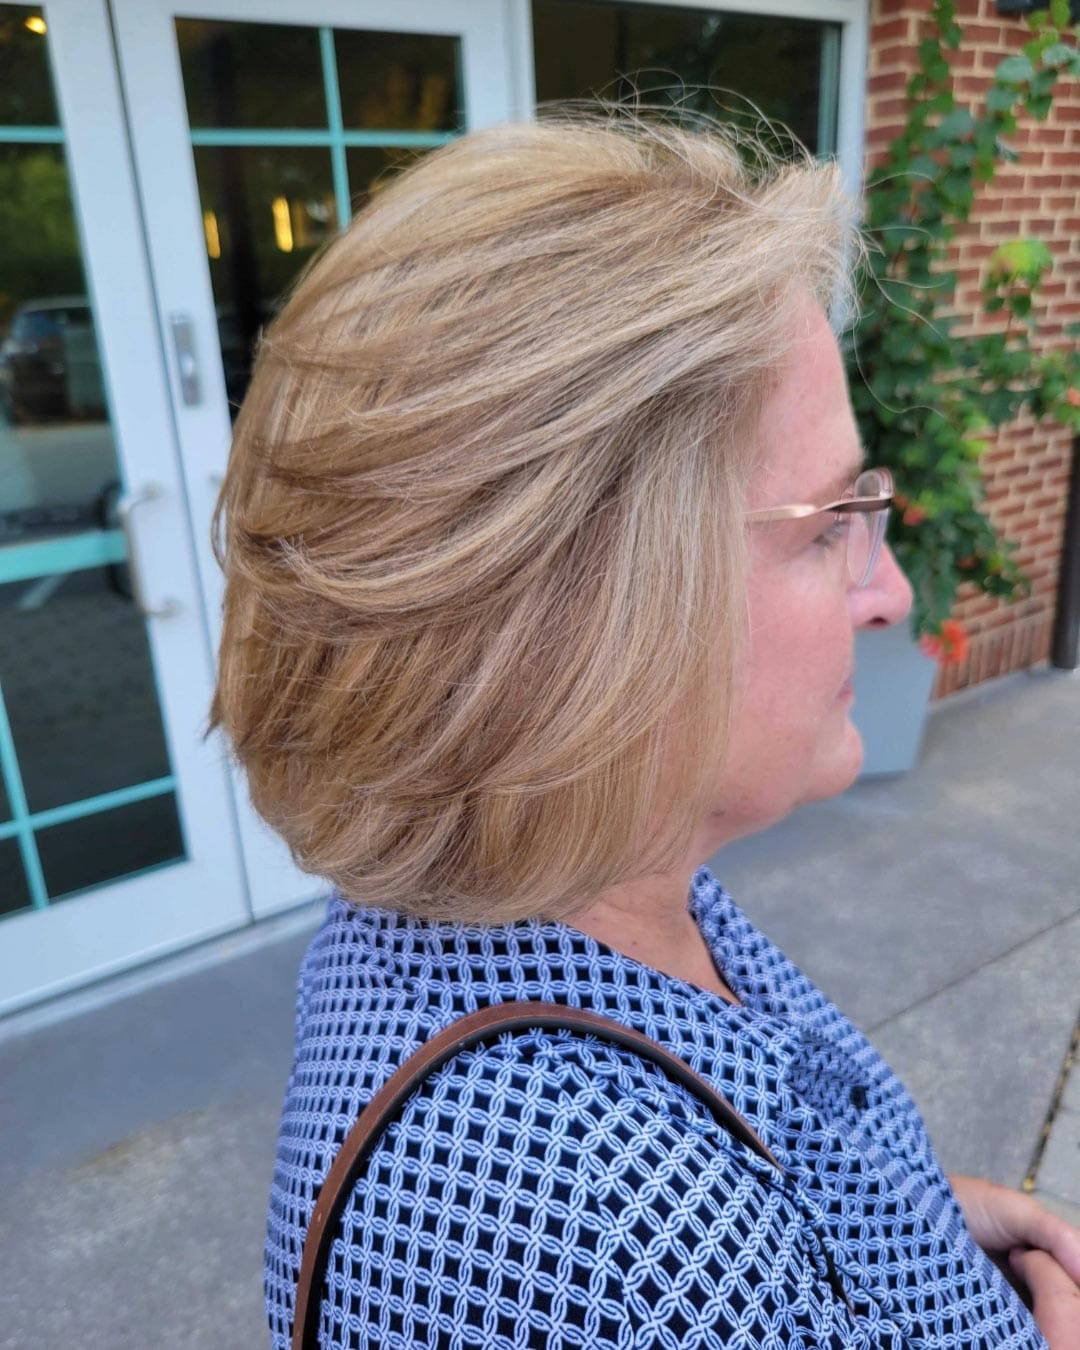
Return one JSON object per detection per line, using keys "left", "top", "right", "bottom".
{"left": 210, "top": 114, "right": 1080, "bottom": 1348}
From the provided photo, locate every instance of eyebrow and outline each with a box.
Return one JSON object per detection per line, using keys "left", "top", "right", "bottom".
{"left": 818, "top": 451, "right": 868, "bottom": 504}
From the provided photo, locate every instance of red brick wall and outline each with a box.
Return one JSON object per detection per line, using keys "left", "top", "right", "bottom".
{"left": 865, "top": 0, "right": 1080, "bottom": 696}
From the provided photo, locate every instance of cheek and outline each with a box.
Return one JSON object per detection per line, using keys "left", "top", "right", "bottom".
{"left": 745, "top": 571, "right": 853, "bottom": 712}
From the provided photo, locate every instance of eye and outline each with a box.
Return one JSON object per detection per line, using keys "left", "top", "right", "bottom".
{"left": 815, "top": 513, "right": 850, "bottom": 550}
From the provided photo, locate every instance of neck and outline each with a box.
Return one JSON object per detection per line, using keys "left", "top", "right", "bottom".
{"left": 570, "top": 862, "right": 742, "bottom": 1006}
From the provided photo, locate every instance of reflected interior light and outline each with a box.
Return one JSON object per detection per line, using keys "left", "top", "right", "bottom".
{"left": 25, "top": 15, "right": 47, "bottom": 35}
{"left": 202, "top": 210, "right": 221, "bottom": 260}
{"left": 271, "top": 196, "right": 293, "bottom": 253}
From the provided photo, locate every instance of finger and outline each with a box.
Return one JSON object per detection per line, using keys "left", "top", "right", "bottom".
{"left": 1009, "top": 1247, "right": 1080, "bottom": 1348}
{"left": 982, "top": 1185, "right": 1080, "bottom": 1279}
{"left": 1009, "top": 1245, "right": 1078, "bottom": 1296}
{"left": 1019, "top": 1205, "right": 1080, "bottom": 1285}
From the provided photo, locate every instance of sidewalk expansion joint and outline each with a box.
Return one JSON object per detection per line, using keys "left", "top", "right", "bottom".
{"left": 1022, "top": 1009, "right": 1079, "bottom": 1193}
{"left": 865, "top": 907, "right": 1080, "bottom": 1036}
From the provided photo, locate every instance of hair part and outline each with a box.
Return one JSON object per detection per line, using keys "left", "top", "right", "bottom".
{"left": 209, "top": 108, "right": 857, "bottom": 923}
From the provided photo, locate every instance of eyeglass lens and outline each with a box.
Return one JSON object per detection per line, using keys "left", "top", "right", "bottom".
{"left": 846, "top": 470, "right": 889, "bottom": 587}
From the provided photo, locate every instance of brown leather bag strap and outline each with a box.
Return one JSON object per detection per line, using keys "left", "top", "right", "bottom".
{"left": 291, "top": 999, "right": 782, "bottom": 1350}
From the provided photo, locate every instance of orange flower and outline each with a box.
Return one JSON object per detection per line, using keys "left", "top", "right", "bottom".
{"left": 920, "top": 619, "right": 969, "bottom": 665}
{"left": 902, "top": 504, "right": 927, "bottom": 526}
{"left": 1067, "top": 387, "right": 1080, "bottom": 408}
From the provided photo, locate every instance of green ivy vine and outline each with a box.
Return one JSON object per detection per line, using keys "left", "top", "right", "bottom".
{"left": 847, "top": 0, "right": 1080, "bottom": 638}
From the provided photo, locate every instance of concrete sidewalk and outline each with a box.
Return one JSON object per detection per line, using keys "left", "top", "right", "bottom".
{"left": 2, "top": 666, "right": 1078, "bottom": 1349}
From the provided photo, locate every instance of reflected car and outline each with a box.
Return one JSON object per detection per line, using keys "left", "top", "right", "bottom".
{"left": 0, "top": 295, "right": 279, "bottom": 425}
{"left": 0, "top": 296, "right": 107, "bottom": 424}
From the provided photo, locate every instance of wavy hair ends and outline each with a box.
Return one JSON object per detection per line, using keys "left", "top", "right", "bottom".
{"left": 209, "top": 108, "right": 857, "bottom": 923}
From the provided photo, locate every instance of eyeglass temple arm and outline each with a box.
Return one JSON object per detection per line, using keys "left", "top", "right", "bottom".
{"left": 746, "top": 494, "right": 893, "bottom": 524}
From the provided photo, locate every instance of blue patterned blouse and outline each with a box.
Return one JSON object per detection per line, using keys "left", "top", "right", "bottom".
{"left": 265, "top": 868, "right": 1046, "bottom": 1349}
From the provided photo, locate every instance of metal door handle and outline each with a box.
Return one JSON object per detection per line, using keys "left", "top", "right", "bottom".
{"left": 117, "top": 485, "right": 180, "bottom": 619}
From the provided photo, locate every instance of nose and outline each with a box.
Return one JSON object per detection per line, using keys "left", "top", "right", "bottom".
{"left": 850, "top": 543, "right": 913, "bottom": 630}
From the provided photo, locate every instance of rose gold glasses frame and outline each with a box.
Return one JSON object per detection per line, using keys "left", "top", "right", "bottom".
{"left": 745, "top": 467, "right": 895, "bottom": 587}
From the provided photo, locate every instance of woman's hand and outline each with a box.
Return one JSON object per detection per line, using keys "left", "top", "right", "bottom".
{"left": 948, "top": 1173, "right": 1080, "bottom": 1348}
{"left": 1009, "top": 1247, "right": 1080, "bottom": 1347}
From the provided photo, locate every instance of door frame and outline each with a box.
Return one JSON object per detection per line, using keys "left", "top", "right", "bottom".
{"left": 0, "top": 0, "right": 250, "bottom": 1016}
{"left": 531, "top": 0, "right": 869, "bottom": 196}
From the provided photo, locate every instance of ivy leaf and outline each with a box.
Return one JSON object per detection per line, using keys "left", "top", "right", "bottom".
{"left": 996, "top": 54, "right": 1035, "bottom": 84}
{"left": 1042, "top": 43, "right": 1076, "bottom": 67}
{"left": 937, "top": 107, "right": 975, "bottom": 137}
{"left": 1023, "top": 34, "right": 1055, "bottom": 62}
{"left": 919, "top": 39, "right": 951, "bottom": 83}
{"left": 986, "top": 85, "right": 1018, "bottom": 113}
{"left": 908, "top": 153, "right": 941, "bottom": 181}
{"left": 988, "top": 238, "right": 1054, "bottom": 283}
{"left": 1030, "top": 67, "right": 1059, "bottom": 97}
{"left": 925, "top": 90, "right": 955, "bottom": 116}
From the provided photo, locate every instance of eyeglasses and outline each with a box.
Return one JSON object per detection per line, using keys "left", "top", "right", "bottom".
{"left": 745, "top": 467, "right": 894, "bottom": 588}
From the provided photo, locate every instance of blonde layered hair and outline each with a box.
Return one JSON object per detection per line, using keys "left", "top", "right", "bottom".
{"left": 209, "top": 112, "right": 855, "bottom": 923}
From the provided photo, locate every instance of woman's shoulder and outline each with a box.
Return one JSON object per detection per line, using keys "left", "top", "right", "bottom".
{"left": 264, "top": 888, "right": 950, "bottom": 1350}
{"left": 284, "top": 886, "right": 779, "bottom": 1147}
{"left": 268, "top": 1015, "right": 871, "bottom": 1350}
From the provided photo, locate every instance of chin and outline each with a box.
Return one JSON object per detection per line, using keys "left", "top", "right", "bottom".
{"left": 806, "top": 721, "right": 864, "bottom": 804}
{"left": 706, "top": 723, "right": 865, "bottom": 845}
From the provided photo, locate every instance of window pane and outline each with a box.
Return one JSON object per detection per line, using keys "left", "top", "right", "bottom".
{"left": 0, "top": 838, "right": 31, "bottom": 917}
{"left": 334, "top": 29, "right": 463, "bottom": 132}
{"left": 193, "top": 145, "right": 336, "bottom": 409}
{"left": 37, "top": 795, "right": 185, "bottom": 900}
{"left": 179, "top": 22, "right": 461, "bottom": 411}
{"left": 0, "top": 144, "right": 85, "bottom": 326}
{"left": 0, "top": 5, "right": 57, "bottom": 125}
{"left": 532, "top": 1, "right": 833, "bottom": 155}
{"left": 0, "top": 0, "right": 188, "bottom": 923}
{"left": 176, "top": 19, "right": 325, "bottom": 129}
{"left": 345, "top": 144, "right": 427, "bottom": 213}
{"left": 0, "top": 568, "right": 172, "bottom": 814}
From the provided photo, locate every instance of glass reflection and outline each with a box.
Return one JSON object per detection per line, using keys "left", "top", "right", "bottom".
{"left": 334, "top": 29, "right": 462, "bottom": 132}
{"left": 193, "top": 146, "right": 336, "bottom": 411}
{"left": 0, "top": 143, "right": 118, "bottom": 546}
{"left": 532, "top": 1, "right": 833, "bottom": 155}
{"left": 38, "top": 795, "right": 185, "bottom": 901}
{"left": 345, "top": 144, "right": 426, "bottom": 213}
{"left": 0, "top": 840, "right": 31, "bottom": 917}
{"left": 181, "top": 21, "right": 463, "bottom": 409}
{"left": 1, "top": 568, "right": 172, "bottom": 814}
{"left": 0, "top": 6, "right": 185, "bottom": 911}
{"left": 0, "top": 6, "right": 56, "bottom": 125}
{"left": 177, "top": 19, "right": 324, "bottom": 129}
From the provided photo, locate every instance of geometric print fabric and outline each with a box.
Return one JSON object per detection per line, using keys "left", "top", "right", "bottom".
{"left": 264, "top": 869, "right": 1047, "bottom": 1348}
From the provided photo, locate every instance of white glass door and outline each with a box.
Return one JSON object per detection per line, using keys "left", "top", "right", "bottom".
{"left": 0, "top": 0, "right": 249, "bottom": 1015}
{"left": 110, "top": 0, "right": 528, "bottom": 918}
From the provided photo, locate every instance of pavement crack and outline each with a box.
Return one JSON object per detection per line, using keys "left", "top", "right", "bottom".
{"left": 1023, "top": 1011, "right": 1079, "bottom": 1192}
{"left": 865, "top": 908, "right": 1080, "bottom": 1034}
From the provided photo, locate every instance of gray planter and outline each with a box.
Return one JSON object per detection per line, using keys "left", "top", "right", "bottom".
{"left": 853, "top": 624, "right": 939, "bottom": 776}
